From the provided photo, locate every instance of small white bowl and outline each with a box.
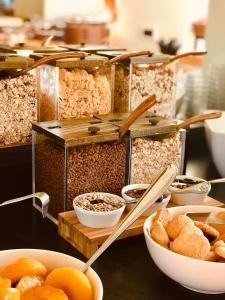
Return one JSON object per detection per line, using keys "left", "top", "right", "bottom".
{"left": 73, "top": 192, "right": 125, "bottom": 228}
{"left": 121, "top": 184, "right": 171, "bottom": 216}
{"left": 144, "top": 205, "right": 225, "bottom": 294}
{"left": 170, "top": 175, "right": 211, "bottom": 205}
{"left": 0, "top": 249, "right": 103, "bottom": 299}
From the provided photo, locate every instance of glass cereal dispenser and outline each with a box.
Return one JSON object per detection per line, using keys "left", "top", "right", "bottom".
{"left": 37, "top": 53, "right": 114, "bottom": 121}
{"left": 126, "top": 110, "right": 220, "bottom": 185}
{"left": 128, "top": 116, "right": 187, "bottom": 184}
{"left": 0, "top": 54, "right": 37, "bottom": 147}
{"left": 113, "top": 54, "right": 176, "bottom": 119}
{"left": 32, "top": 118, "right": 128, "bottom": 221}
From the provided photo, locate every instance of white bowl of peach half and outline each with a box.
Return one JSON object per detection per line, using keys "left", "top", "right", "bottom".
{"left": 0, "top": 248, "right": 103, "bottom": 299}
{"left": 143, "top": 205, "right": 225, "bottom": 294}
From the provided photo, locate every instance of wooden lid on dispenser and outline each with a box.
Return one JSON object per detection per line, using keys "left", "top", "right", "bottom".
{"left": 31, "top": 53, "right": 108, "bottom": 69}
{"left": 0, "top": 54, "right": 34, "bottom": 70}
{"left": 32, "top": 117, "right": 120, "bottom": 147}
{"left": 125, "top": 115, "right": 178, "bottom": 138}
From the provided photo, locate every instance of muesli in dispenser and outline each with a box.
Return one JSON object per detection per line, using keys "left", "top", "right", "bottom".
{"left": 0, "top": 54, "right": 37, "bottom": 147}
{"left": 101, "top": 51, "right": 207, "bottom": 119}
{"left": 37, "top": 53, "right": 114, "bottom": 121}
{"left": 128, "top": 117, "right": 186, "bottom": 184}
{"left": 32, "top": 118, "right": 128, "bottom": 221}
{"left": 114, "top": 54, "right": 176, "bottom": 118}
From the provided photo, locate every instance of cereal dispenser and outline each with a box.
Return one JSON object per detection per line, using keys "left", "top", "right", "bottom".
{"left": 128, "top": 116, "right": 186, "bottom": 184}
{"left": 0, "top": 54, "right": 37, "bottom": 147}
{"left": 114, "top": 54, "right": 176, "bottom": 118}
{"left": 32, "top": 118, "right": 128, "bottom": 220}
{"left": 127, "top": 111, "right": 221, "bottom": 184}
{"left": 36, "top": 53, "right": 114, "bottom": 121}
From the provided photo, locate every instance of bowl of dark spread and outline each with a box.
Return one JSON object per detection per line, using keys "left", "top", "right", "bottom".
{"left": 121, "top": 184, "right": 171, "bottom": 216}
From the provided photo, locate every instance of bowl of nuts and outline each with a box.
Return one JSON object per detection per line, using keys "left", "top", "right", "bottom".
{"left": 169, "top": 175, "right": 211, "bottom": 205}
{"left": 73, "top": 192, "right": 125, "bottom": 228}
{"left": 144, "top": 205, "right": 225, "bottom": 294}
{"left": 121, "top": 184, "right": 171, "bottom": 216}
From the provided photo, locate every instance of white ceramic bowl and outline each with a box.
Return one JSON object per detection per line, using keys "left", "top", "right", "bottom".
{"left": 169, "top": 175, "right": 211, "bottom": 205}
{"left": 205, "top": 110, "right": 225, "bottom": 177}
{"left": 0, "top": 248, "right": 103, "bottom": 299}
{"left": 73, "top": 193, "right": 125, "bottom": 228}
{"left": 122, "top": 184, "right": 171, "bottom": 216}
{"left": 144, "top": 205, "right": 225, "bottom": 294}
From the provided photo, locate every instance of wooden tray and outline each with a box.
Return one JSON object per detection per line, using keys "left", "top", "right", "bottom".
{"left": 58, "top": 197, "right": 225, "bottom": 258}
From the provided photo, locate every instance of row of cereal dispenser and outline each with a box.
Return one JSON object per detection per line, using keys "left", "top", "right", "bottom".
{"left": 0, "top": 50, "right": 177, "bottom": 148}
{"left": 0, "top": 49, "right": 186, "bottom": 222}
{"left": 32, "top": 113, "right": 186, "bottom": 221}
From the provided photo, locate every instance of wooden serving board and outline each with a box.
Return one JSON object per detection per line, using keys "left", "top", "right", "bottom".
{"left": 58, "top": 197, "right": 225, "bottom": 258}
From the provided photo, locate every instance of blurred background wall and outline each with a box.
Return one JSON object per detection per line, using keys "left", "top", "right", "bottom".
{"left": 13, "top": 0, "right": 209, "bottom": 52}
{"left": 110, "top": 0, "right": 208, "bottom": 52}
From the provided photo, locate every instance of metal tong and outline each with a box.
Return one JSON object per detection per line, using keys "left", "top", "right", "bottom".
{"left": 0, "top": 192, "right": 49, "bottom": 218}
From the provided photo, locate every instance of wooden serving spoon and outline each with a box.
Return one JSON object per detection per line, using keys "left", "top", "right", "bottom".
{"left": 163, "top": 51, "right": 207, "bottom": 66}
{"left": 80, "top": 164, "right": 177, "bottom": 273}
{"left": 9, "top": 52, "right": 87, "bottom": 78}
{"left": 119, "top": 94, "right": 156, "bottom": 139}
{"left": 95, "top": 50, "right": 153, "bottom": 72}
{"left": 150, "top": 111, "right": 222, "bottom": 140}
{"left": 103, "top": 50, "right": 152, "bottom": 65}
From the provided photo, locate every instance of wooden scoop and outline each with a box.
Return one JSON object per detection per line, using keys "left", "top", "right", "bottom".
{"left": 81, "top": 164, "right": 177, "bottom": 273}
{"left": 150, "top": 111, "right": 222, "bottom": 140}
{"left": 103, "top": 50, "right": 152, "bottom": 66}
{"left": 163, "top": 51, "right": 207, "bottom": 66}
{"left": 176, "top": 111, "right": 222, "bottom": 130}
{"left": 119, "top": 94, "right": 156, "bottom": 138}
{"left": 95, "top": 50, "right": 153, "bottom": 72}
{"left": 9, "top": 52, "right": 87, "bottom": 78}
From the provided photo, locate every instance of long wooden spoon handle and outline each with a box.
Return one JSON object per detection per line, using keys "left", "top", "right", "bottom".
{"left": 168, "top": 51, "right": 207, "bottom": 64}
{"left": 104, "top": 50, "right": 152, "bottom": 65}
{"left": 10, "top": 52, "right": 86, "bottom": 78}
{"left": 176, "top": 111, "right": 222, "bottom": 130}
{"left": 81, "top": 164, "right": 177, "bottom": 273}
{"left": 119, "top": 94, "right": 156, "bottom": 138}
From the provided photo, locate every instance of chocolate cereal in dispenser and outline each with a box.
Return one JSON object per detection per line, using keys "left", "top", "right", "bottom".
{"left": 32, "top": 117, "right": 128, "bottom": 221}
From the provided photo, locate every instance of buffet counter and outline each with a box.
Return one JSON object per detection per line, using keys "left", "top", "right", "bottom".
{"left": 0, "top": 126, "right": 224, "bottom": 299}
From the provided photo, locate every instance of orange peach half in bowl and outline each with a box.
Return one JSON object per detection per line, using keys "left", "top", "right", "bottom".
{"left": 0, "top": 249, "right": 103, "bottom": 300}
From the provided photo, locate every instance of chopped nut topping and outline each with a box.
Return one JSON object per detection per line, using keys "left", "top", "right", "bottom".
{"left": 74, "top": 193, "right": 124, "bottom": 212}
